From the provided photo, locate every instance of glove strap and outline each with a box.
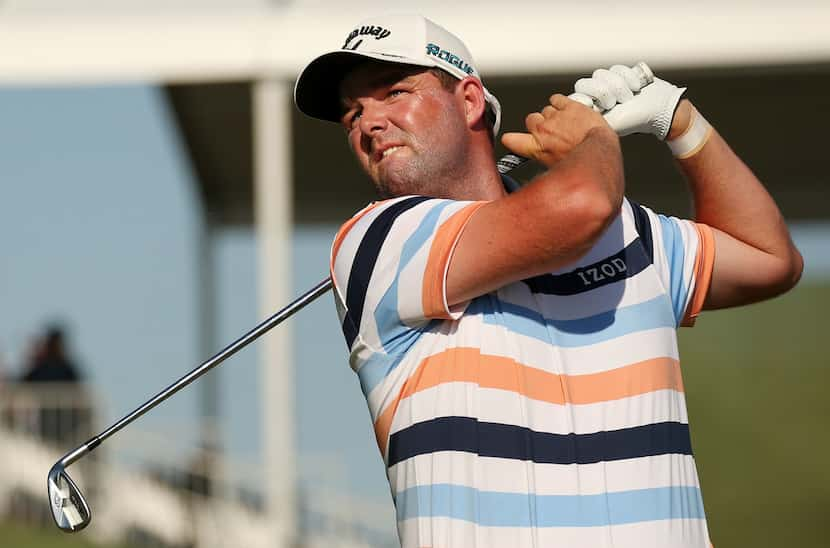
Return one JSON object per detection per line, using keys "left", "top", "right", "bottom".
{"left": 667, "top": 106, "right": 713, "bottom": 159}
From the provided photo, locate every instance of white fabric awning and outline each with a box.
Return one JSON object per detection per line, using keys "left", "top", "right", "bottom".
{"left": 2, "top": 2, "right": 829, "bottom": 85}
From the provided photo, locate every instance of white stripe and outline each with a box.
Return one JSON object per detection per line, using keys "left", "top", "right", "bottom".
{"left": 389, "top": 384, "right": 689, "bottom": 438}
{"left": 497, "top": 263, "right": 666, "bottom": 321}
{"left": 389, "top": 452, "right": 700, "bottom": 498}
{"left": 396, "top": 200, "right": 472, "bottom": 326}
{"left": 397, "top": 516, "right": 709, "bottom": 548}
{"left": 364, "top": 319, "right": 681, "bottom": 420}
{"left": 475, "top": 321, "right": 680, "bottom": 376}
{"left": 677, "top": 218, "right": 701, "bottom": 319}
{"left": 643, "top": 203, "right": 673, "bottom": 297}
{"left": 547, "top": 203, "right": 637, "bottom": 271}
{"left": 353, "top": 199, "right": 438, "bottom": 350}
{"left": 606, "top": 518, "right": 711, "bottom": 548}
{"left": 397, "top": 515, "right": 476, "bottom": 548}
{"left": 332, "top": 198, "right": 405, "bottom": 304}
{"left": 363, "top": 329, "right": 452, "bottom": 419}
{"left": 396, "top": 228, "right": 431, "bottom": 324}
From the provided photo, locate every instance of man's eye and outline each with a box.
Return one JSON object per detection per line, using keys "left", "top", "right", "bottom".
{"left": 388, "top": 89, "right": 405, "bottom": 98}
{"left": 345, "top": 110, "right": 361, "bottom": 129}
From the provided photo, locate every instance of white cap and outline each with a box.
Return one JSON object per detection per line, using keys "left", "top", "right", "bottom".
{"left": 294, "top": 14, "right": 502, "bottom": 135}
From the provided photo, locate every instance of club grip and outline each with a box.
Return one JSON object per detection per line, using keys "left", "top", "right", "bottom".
{"left": 498, "top": 62, "right": 655, "bottom": 175}
{"left": 632, "top": 61, "right": 655, "bottom": 88}
{"left": 569, "top": 61, "right": 654, "bottom": 110}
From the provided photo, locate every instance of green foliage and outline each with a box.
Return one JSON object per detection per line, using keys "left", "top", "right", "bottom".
{"left": 680, "top": 282, "right": 830, "bottom": 547}
{"left": 0, "top": 520, "right": 126, "bottom": 548}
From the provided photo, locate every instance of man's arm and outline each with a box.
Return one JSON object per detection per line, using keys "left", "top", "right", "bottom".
{"left": 667, "top": 100, "right": 804, "bottom": 309}
{"left": 446, "top": 95, "right": 624, "bottom": 306}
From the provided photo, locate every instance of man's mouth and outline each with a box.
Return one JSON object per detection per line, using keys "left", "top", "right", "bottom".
{"left": 375, "top": 145, "right": 405, "bottom": 163}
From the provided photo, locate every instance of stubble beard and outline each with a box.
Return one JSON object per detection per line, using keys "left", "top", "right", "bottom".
{"left": 373, "top": 112, "right": 469, "bottom": 200}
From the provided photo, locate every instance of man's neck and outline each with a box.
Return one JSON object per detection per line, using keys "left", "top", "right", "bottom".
{"left": 435, "top": 141, "right": 506, "bottom": 201}
{"left": 448, "top": 165, "right": 505, "bottom": 201}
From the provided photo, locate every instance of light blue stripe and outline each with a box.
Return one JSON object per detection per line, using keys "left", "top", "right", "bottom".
{"left": 658, "top": 215, "right": 691, "bottom": 326}
{"left": 397, "top": 484, "right": 705, "bottom": 527}
{"left": 483, "top": 294, "right": 676, "bottom": 347}
{"left": 357, "top": 200, "right": 454, "bottom": 396}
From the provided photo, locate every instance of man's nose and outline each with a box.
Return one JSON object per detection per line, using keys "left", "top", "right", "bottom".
{"left": 358, "top": 101, "right": 388, "bottom": 135}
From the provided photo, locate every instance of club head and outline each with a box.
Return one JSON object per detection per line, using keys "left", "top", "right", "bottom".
{"left": 47, "top": 463, "right": 91, "bottom": 532}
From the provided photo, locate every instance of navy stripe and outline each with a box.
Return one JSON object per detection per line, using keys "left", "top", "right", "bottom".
{"left": 343, "top": 196, "right": 432, "bottom": 348}
{"left": 387, "top": 417, "right": 691, "bottom": 467}
{"left": 629, "top": 200, "right": 654, "bottom": 263}
{"left": 522, "top": 238, "right": 651, "bottom": 295}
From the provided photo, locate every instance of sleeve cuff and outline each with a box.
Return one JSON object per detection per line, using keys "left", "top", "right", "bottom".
{"left": 681, "top": 223, "right": 715, "bottom": 327}
{"left": 421, "top": 201, "right": 488, "bottom": 319}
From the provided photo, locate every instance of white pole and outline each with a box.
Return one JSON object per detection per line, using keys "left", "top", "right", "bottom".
{"left": 252, "top": 78, "right": 296, "bottom": 548}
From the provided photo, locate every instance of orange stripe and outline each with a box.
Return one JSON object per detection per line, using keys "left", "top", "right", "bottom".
{"left": 682, "top": 223, "right": 715, "bottom": 327}
{"left": 373, "top": 347, "right": 682, "bottom": 455}
{"left": 329, "top": 201, "right": 385, "bottom": 280}
{"left": 421, "top": 202, "right": 487, "bottom": 319}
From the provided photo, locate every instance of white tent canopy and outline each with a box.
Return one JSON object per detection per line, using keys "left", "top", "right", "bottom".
{"left": 3, "top": 2, "right": 830, "bottom": 85}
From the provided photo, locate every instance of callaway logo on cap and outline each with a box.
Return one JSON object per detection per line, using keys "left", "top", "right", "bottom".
{"left": 294, "top": 14, "right": 502, "bottom": 135}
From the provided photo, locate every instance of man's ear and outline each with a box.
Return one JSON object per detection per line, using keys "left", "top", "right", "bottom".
{"left": 458, "top": 77, "right": 487, "bottom": 130}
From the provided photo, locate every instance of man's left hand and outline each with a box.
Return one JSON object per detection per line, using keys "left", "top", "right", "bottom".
{"left": 574, "top": 65, "right": 686, "bottom": 140}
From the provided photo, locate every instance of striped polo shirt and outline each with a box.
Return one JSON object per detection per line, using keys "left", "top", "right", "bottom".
{"left": 330, "top": 195, "right": 716, "bottom": 548}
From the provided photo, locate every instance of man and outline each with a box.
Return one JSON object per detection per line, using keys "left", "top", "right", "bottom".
{"left": 294, "top": 14, "right": 802, "bottom": 548}
{"left": 20, "top": 326, "right": 82, "bottom": 383}
{"left": 18, "top": 325, "right": 85, "bottom": 445}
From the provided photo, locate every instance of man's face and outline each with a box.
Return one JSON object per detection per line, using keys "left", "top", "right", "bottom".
{"left": 339, "top": 62, "right": 470, "bottom": 198}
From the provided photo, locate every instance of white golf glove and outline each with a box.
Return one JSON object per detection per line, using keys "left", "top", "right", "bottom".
{"left": 573, "top": 65, "right": 686, "bottom": 140}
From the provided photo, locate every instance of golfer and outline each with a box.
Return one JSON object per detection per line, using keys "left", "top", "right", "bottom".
{"left": 294, "top": 14, "right": 803, "bottom": 547}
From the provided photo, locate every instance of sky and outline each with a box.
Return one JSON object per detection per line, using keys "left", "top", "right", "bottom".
{"left": 0, "top": 84, "right": 390, "bottom": 504}
{"left": 1, "top": 84, "right": 828, "bottom": 508}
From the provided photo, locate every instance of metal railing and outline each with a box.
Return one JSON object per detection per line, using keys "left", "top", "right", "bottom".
{"left": 0, "top": 382, "right": 397, "bottom": 547}
{"left": 1, "top": 381, "right": 96, "bottom": 449}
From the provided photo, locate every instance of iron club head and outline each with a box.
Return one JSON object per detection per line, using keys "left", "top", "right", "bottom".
{"left": 47, "top": 463, "right": 91, "bottom": 532}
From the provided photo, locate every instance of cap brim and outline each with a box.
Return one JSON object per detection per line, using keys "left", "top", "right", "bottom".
{"left": 294, "top": 50, "right": 434, "bottom": 124}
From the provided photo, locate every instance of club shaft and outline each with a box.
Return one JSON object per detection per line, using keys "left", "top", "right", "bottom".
{"left": 60, "top": 85, "right": 598, "bottom": 466}
{"left": 58, "top": 444, "right": 94, "bottom": 469}
{"left": 81, "top": 277, "right": 333, "bottom": 453}
{"left": 75, "top": 138, "right": 536, "bottom": 456}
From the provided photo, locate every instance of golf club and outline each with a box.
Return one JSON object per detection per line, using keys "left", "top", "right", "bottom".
{"left": 47, "top": 62, "right": 653, "bottom": 533}
{"left": 47, "top": 277, "right": 332, "bottom": 531}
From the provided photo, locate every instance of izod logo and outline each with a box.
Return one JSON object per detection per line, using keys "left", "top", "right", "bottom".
{"left": 576, "top": 258, "right": 628, "bottom": 286}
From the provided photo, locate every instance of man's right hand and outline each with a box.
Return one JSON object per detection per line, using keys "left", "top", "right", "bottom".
{"left": 501, "top": 94, "right": 614, "bottom": 166}
{"left": 445, "top": 95, "right": 624, "bottom": 307}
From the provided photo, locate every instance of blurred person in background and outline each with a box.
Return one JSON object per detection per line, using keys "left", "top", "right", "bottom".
{"left": 17, "top": 324, "right": 86, "bottom": 445}
{"left": 19, "top": 325, "right": 81, "bottom": 384}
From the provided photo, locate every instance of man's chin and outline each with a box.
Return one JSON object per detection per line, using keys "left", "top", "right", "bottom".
{"left": 375, "top": 165, "right": 415, "bottom": 196}
{"left": 373, "top": 177, "right": 405, "bottom": 199}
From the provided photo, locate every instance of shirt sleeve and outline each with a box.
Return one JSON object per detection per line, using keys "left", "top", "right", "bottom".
{"left": 642, "top": 204, "right": 715, "bottom": 327}
{"left": 330, "top": 196, "right": 486, "bottom": 351}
